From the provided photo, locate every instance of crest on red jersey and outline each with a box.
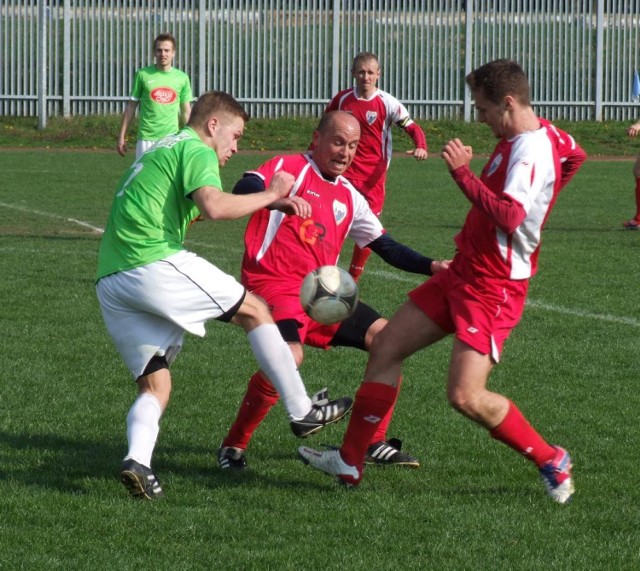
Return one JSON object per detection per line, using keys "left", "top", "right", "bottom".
{"left": 333, "top": 199, "right": 347, "bottom": 224}
{"left": 487, "top": 153, "right": 503, "bottom": 176}
{"left": 366, "top": 111, "right": 377, "bottom": 125}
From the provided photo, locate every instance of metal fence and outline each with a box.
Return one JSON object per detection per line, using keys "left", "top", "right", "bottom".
{"left": 1, "top": 0, "right": 640, "bottom": 126}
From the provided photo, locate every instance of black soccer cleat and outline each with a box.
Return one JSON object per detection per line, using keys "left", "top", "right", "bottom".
{"left": 290, "top": 388, "right": 353, "bottom": 438}
{"left": 120, "top": 458, "right": 164, "bottom": 500}
{"left": 365, "top": 438, "right": 420, "bottom": 468}
{"left": 217, "top": 446, "right": 248, "bottom": 470}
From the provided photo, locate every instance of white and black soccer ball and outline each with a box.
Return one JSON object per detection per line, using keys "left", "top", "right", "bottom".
{"left": 299, "top": 265, "right": 359, "bottom": 325}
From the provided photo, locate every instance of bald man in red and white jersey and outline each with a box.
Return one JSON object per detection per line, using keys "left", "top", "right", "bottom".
{"left": 325, "top": 52, "right": 428, "bottom": 282}
{"left": 217, "top": 111, "right": 448, "bottom": 471}
{"left": 300, "top": 60, "right": 586, "bottom": 505}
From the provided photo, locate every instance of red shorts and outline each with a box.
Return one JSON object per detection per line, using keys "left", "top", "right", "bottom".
{"left": 408, "top": 258, "right": 528, "bottom": 362}
{"left": 349, "top": 176, "right": 386, "bottom": 217}
{"left": 254, "top": 286, "right": 340, "bottom": 350}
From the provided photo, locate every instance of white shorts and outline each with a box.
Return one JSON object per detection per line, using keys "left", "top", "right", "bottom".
{"left": 96, "top": 251, "right": 246, "bottom": 379}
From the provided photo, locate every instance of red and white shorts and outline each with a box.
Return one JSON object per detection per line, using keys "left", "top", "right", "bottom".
{"left": 408, "top": 258, "right": 528, "bottom": 362}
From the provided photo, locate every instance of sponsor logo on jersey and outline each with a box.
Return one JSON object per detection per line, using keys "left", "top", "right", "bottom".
{"left": 366, "top": 111, "right": 377, "bottom": 125}
{"left": 151, "top": 87, "right": 177, "bottom": 104}
{"left": 487, "top": 153, "right": 503, "bottom": 177}
{"left": 299, "top": 219, "right": 326, "bottom": 245}
{"left": 305, "top": 189, "right": 320, "bottom": 198}
{"left": 333, "top": 200, "right": 347, "bottom": 224}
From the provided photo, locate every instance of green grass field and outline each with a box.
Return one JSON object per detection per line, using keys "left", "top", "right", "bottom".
{"left": 1, "top": 148, "right": 639, "bottom": 569}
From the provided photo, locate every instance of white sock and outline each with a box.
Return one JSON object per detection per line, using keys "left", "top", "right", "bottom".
{"left": 247, "top": 323, "right": 312, "bottom": 419}
{"left": 124, "top": 392, "right": 162, "bottom": 468}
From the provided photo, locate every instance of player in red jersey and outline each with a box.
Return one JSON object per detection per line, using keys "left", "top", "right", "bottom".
{"left": 217, "top": 111, "right": 449, "bottom": 471}
{"left": 325, "top": 52, "right": 428, "bottom": 282}
{"left": 300, "top": 60, "right": 586, "bottom": 504}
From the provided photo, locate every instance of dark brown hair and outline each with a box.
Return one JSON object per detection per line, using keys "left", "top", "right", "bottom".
{"left": 466, "top": 59, "right": 531, "bottom": 106}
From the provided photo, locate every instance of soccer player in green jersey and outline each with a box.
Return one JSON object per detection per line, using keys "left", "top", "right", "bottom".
{"left": 117, "top": 33, "right": 193, "bottom": 159}
{"left": 97, "top": 91, "right": 352, "bottom": 500}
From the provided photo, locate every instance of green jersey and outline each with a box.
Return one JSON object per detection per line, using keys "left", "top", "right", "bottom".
{"left": 97, "top": 128, "right": 221, "bottom": 280}
{"left": 130, "top": 65, "right": 193, "bottom": 141}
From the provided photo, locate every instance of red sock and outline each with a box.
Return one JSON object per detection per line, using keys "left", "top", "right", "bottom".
{"left": 340, "top": 382, "right": 398, "bottom": 467}
{"left": 370, "top": 376, "right": 402, "bottom": 443}
{"left": 489, "top": 401, "right": 556, "bottom": 467}
{"left": 349, "top": 245, "right": 372, "bottom": 282}
{"left": 222, "top": 372, "right": 279, "bottom": 450}
{"left": 634, "top": 178, "right": 640, "bottom": 220}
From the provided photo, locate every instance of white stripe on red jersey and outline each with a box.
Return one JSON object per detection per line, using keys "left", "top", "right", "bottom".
{"left": 241, "top": 153, "right": 383, "bottom": 291}
{"left": 455, "top": 127, "right": 561, "bottom": 280}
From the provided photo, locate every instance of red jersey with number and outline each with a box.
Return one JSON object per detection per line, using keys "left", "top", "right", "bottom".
{"left": 241, "top": 153, "right": 383, "bottom": 294}
{"left": 454, "top": 127, "right": 563, "bottom": 280}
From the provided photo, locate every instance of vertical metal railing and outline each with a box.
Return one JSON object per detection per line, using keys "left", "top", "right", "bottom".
{"left": 1, "top": 0, "right": 639, "bottom": 124}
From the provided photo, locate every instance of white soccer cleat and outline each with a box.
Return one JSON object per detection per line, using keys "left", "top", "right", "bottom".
{"left": 538, "top": 446, "right": 575, "bottom": 504}
{"left": 298, "top": 446, "right": 362, "bottom": 487}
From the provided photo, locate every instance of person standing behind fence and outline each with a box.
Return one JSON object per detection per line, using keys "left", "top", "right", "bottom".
{"left": 117, "top": 33, "right": 193, "bottom": 159}
{"left": 324, "top": 51, "right": 428, "bottom": 282}
{"left": 623, "top": 120, "right": 640, "bottom": 229}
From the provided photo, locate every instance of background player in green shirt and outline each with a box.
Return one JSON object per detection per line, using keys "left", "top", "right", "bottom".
{"left": 117, "top": 32, "right": 193, "bottom": 159}
{"left": 97, "top": 91, "right": 352, "bottom": 500}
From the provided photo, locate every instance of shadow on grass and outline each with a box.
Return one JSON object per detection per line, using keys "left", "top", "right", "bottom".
{"left": 0, "top": 431, "right": 328, "bottom": 496}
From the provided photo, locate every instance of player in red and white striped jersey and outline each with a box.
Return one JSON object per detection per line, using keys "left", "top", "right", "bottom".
{"left": 325, "top": 52, "right": 428, "bottom": 282}
{"left": 300, "top": 60, "right": 586, "bottom": 505}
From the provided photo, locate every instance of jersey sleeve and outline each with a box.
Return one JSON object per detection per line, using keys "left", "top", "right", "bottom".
{"left": 129, "top": 69, "right": 144, "bottom": 100}
{"left": 181, "top": 142, "right": 222, "bottom": 196}
{"left": 451, "top": 165, "right": 526, "bottom": 234}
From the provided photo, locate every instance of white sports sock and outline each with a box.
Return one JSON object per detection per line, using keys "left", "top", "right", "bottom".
{"left": 124, "top": 392, "right": 162, "bottom": 468}
{"left": 247, "top": 323, "right": 312, "bottom": 420}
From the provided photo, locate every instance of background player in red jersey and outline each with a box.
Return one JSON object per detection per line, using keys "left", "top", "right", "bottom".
{"left": 217, "top": 111, "right": 449, "bottom": 471}
{"left": 325, "top": 52, "right": 428, "bottom": 282}
{"left": 300, "top": 60, "right": 586, "bottom": 505}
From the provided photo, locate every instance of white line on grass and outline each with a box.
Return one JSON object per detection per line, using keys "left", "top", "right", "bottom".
{"left": 366, "top": 268, "right": 640, "bottom": 327}
{"left": 0, "top": 201, "right": 105, "bottom": 234}
{"left": 524, "top": 299, "right": 640, "bottom": 327}
{"left": 4, "top": 202, "right": 636, "bottom": 328}
{"left": 0, "top": 200, "right": 244, "bottom": 257}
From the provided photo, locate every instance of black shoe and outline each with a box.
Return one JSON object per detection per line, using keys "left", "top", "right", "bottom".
{"left": 120, "top": 458, "right": 164, "bottom": 500}
{"left": 365, "top": 438, "right": 420, "bottom": 468}
{"left": 217, "top": 446, "right": 248, "bottom": 470}
{"left": 290, "top": 388, "right": 353, "bottom": 438}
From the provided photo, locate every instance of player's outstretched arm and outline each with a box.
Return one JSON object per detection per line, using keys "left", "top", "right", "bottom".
{"left": 367, "top": 233, "right": 449, "bottom": 275}
{"left": 193, "top": 172, "right": 295, "bottom": 221}
{"left": 232, "top": 172, "right": 310, "bottom": 217}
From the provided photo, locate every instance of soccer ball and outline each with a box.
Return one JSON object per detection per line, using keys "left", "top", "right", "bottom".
{"left": 299, "top": 265, "right": 359, "bottom": 325}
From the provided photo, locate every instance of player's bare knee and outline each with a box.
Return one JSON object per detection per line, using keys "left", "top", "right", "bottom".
{"left": 233, "top": 291, "right": 272, "bottom": 330}
{"left": 364, "top": 317, "right": 388, "bottom": 349}
{"left": 136, "top": 355, "right": 172, "bottom": 406}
